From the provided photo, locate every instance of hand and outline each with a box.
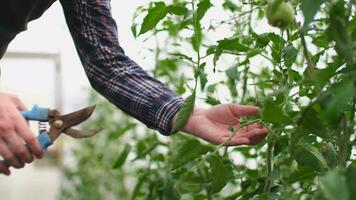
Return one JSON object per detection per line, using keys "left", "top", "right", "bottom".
{"left": 0, "top": 92, "right": 43, "bottom": 175}
{"left": 179, "top": 104, "right": 268, "bottom": 146}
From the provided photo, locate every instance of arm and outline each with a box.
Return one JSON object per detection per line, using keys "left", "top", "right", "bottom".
{"left": 59, "top": 0, "right": 268, "bottom": 144}
{"left": 59, "top": 0, "right": 183, "bottom": 135}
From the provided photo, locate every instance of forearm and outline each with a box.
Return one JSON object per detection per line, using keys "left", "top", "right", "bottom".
{"left": 60, "top": 0, "right": 183, "bottom": 135}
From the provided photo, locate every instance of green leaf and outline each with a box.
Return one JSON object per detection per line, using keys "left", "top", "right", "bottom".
{"left": 169, "top": 4, "right": 189, "bottom": 16}
{"left": 283, "top": 45, "right": 298, "bottom": 66}
{"left": 223, "top": 0, "right": 239, "bottom": 12}
{"left": 205, "top": 96, "right": 221, "bottom": 106}
{"left": 172, "top": 90, "right": 196, "bottom": 133}
{"left": 321, "top": 143, "right": 338, "bottom": 168}
{"left": 131, "top": 173, "right": 148, "bottom": 200}
{"left": 208, "top": 154, "right": 233, "bottom": 193}
{"left": 294, "top": 144, "right": 329, "bottom": 172}
{"left": 254, "top": 33, "right": 271, "bottom": 48}
{"left": 200, "top": 73, "right": 208, "bottom": 91}
{"left": 171, "top": 139, "right": 213, "bottom": 170}
{"left": 217, "top": 38, "right": 250, "bottom": 52}
{"left": 196, "top": 0, "right": 213, "bottom": 21}
{"left": 300, "top": 0, "right": 324, "bottom": 28}
{"left": 321, "top": 78, "right": 356, "bottom": 125}
{"left": 268, "top": 169, "right": 280, "bottom": 181}
{"left": 225, "top": 66, "right": 238, "bottom": 80}
{"left": 299, "top": 104, "right": 328, "bottom": 139}
{"left": 320, "top": 170, "right": 349, "bottom": 200}
{"left": 139, "top": 2, "right": 169, "bottom": 35}
{"left": 329, "top": 1, "right": 354, "bottom": 65}
{"left": 113, "top": 144, "right": 132, "bottom": 169}
{"left": 163, "top": 174, "right": 180, "bottom": 200}
{"left": 261, "top": 97, "right": 292, "bottom": 124}
{"left": 304, "top": 59, "right": 342, "bottom": 89}
{"left": 179, "top": 171, "right": 205, "bottom": 193}
{"left": 286, "top": 166, "right": 317, "bottom": 184}
{"left": 346, "top": 165, "right": 356, "bottom": 199}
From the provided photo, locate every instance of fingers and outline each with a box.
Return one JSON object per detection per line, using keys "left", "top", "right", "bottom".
{"left": 14, "top": 114, "right": 42, "bottom": 159}
{"left": 221, "top": 127, "right": 269, "bottom": 146}
{"left": 233, "top": 123, "right": 262, "bottom": 133}
{"left": 0, "top": 161, "right": 10, "bottom": 176}
{"left": 0, "top": 92, "right": 43, "bottom": 174}
{"left": 227, "top": 104, "right": 259, "bottom": 117}
{"left": 0, "top": 138, "right": 24, "bottom": 168}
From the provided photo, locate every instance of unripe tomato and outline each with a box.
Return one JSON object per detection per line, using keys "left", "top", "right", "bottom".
{"left": 266, "top": 1, "right": 295, "bottom": 29}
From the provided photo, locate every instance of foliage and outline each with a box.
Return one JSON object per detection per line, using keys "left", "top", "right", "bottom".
{"left": 61, "top": 0, "right": 356, "bottom": 199}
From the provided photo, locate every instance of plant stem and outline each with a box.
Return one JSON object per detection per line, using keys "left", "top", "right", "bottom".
{"left": 299, "top": 30, "right": 315, "bottom": 70}
{"left": 192, "top": 0, "right": 201, "bottom": 90}
{"left": 339, "top": 98, "right": 355, "bottom": 167}
{"left": 263, "top": 134, "right": 275, "bottom": 193}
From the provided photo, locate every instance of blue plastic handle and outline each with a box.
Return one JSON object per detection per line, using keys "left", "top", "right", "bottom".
{"left": 21, "top": 105, "right": 49, "bottom": 121}
{"left": 37, "top": 132, "right": 53, "bottom": 150}
{"left": 21, "top": 105, "right": 52, "bottom": 150}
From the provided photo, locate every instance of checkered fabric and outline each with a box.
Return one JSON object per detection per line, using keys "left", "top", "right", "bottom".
{"left": 59, "top": 0, "right": 183, "bottom": 135}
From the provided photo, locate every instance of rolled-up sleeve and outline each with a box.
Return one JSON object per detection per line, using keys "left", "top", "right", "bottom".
{"left": 59, "top": 0, "right": 183, "bottom": 135}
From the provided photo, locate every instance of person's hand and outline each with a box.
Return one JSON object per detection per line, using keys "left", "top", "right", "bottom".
{"left": 0, "top": 92, "right": 43, "bottom": 175}
{"left": 179, "top": 104, "right": 268, "bottom": 146}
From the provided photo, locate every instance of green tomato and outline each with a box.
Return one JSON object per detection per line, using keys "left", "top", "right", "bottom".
{"left": 266, "top": 1, "right": 295, "bottom": 29}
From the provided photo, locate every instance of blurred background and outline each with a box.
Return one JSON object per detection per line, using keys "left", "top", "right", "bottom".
{"left": 0, "top": 1, "right": 148, "bottom": 199}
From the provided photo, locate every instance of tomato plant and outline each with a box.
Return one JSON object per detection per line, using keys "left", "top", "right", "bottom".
{"left": 61, "top": 0, "right": 356, "bottom": 199}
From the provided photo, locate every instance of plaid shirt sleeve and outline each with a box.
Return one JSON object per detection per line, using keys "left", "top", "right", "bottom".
{"left": 59, "top": 0, "right": 183, "bottom": 135}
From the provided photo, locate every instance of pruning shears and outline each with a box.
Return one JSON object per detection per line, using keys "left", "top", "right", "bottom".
{"left": 21, "top": 105, "right": 102, "bottom": 150}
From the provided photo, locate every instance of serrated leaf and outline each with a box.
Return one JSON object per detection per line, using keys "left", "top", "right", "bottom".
{"left": 172, "top": 90, "right": 196, "bottom": 133}
{"left": 139, "top": 2, "right": 169, "bottom": 35}
{"left": 301, "top": 0, "right": 324, "bottom": 28}
{"left": 208, "top": 154, "right": 233, "bottom": 193}
{"left": 320, "top": 170, "right": 349, "bottom": 200}
{"left": 294, "top": 144, "right": 329, "bottom": 172}
{"left": 171, "top": 139, "right": 212, "bottom": 170}
{"left": 113, "top": 144, "right": 131, "bottom": 169}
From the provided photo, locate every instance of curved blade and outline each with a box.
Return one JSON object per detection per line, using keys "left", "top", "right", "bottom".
{"left": 64, "top": 128, "right": 103, "bottom": 138}
{"left": 59, "top": 105, "right": 96, "bottom": 128}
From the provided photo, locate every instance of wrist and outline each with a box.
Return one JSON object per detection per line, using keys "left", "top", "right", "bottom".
{"left": 171, "top": 107, "right": 204, "bottom": 134}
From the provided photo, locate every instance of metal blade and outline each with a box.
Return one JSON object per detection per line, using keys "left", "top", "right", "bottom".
{"left": 64, "top": 128, "right": 103, "bottom": 138}
{"left": 59, "top": 105, "right": 96, "bottom": 128}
